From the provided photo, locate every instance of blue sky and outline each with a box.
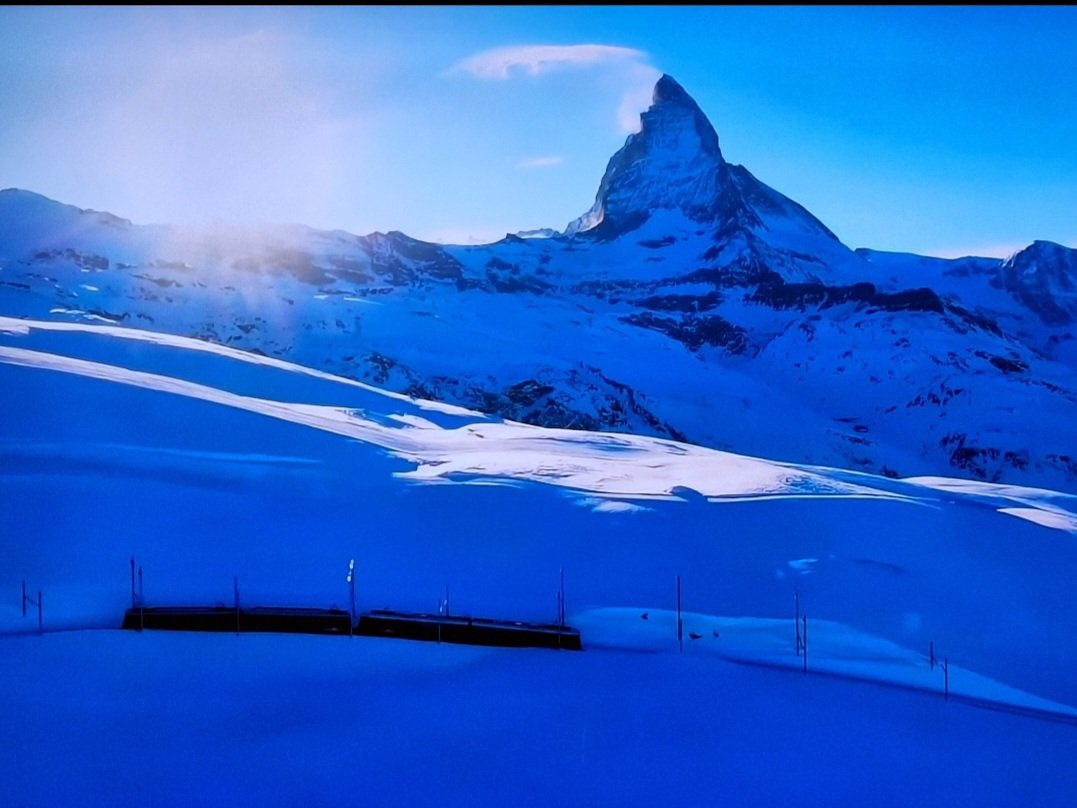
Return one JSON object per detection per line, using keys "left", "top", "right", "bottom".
{"left": 1, "top": 6, "right": 1075, "bottom": 257}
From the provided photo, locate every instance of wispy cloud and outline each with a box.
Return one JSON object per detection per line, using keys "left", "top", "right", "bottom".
{"left": 452, "top": 43, "right": 661, "bottom": 134}
{"left": 515, "top": 156, "right": 564, "bottom": 170}
{"left": 617, "top": 61, "right": 663, "bottom": 134}
{"left": 452, "top": 44, "right": 647, "bottom": 80}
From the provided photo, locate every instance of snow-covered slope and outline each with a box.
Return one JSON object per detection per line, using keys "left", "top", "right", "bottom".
{"left": 1, "top": 75, "right": 1074, "bottom": 493}
{"left": 2, "top": 318, "right": 1077, "bottom": 806}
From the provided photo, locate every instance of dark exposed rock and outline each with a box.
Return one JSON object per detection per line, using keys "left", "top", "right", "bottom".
{"left": 262, "top": 249, "right": 335, "bottom": 285}
{"left": 988, "top": 355, "right": 1028, "bottom": 374}
{"left": 484, "top": 269, "right": 552, "bottom": 295}
{"left": 622, "top": 311, "right": 749, "bottom": 354}
{"left": 750, "top": 279, "right": 945, "bottom": 315}
{"left": 365, "top": 352, "right": 397, "bottom": 384}
{"left": 506, "top": 379, "right": 554, "bottom": 407}
{"left": 638, "top": 236, "right": 676, "bottom": 249}
{"left": 635, "top": 291, "right": 722, "bottom": 313}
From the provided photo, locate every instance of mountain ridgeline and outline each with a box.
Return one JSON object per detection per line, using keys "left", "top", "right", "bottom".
{"left": 1, "top": 75, "right": 1074, "bottom": 489}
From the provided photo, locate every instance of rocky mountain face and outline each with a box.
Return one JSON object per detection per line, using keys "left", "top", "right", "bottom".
{"left": 999, "top": 240, "right": 1077, "bottom": 327}
{"left": 1, "top": 75, "right": 1074, "bottom": 490}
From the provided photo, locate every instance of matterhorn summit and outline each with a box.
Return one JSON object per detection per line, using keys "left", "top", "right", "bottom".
{"left": 565, "top": 74, "right": 731, "bottom": 235}
{"left": 564, "top": 75, "right": 860, "bottom": 284}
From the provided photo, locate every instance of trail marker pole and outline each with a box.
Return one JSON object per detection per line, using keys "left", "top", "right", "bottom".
{"left": 21, "top": 579, "right": 26, "bottom": 617}
{"left": 139, "top": 566, "right": 144, "bottom": 631}
{"left": 676, "top": 574, "right": 683, "bottom": 653}
{"left": 37, "top": 590, "right": 42, "bottom": 634}
{"left": 802, "top": 614, "right": 808, "bottom": 673}
{"left": 347, "top": 559, "right": 356, "bottom": 621}
{"left": 437, "top": 597, "right": 443, "bottom": 645}
{"left": 795, "top": 588, "right": 801, "bottom": 656}
{"left": 234, "top": 576, "right": 240, "bottom": 635}
{"left": 943, "top": 658, "right": 949, "bottom": 701}
{"left": 130, "top": 557, "right": 136, "bottom": 607}
{"left": 930, "top": 641, "right": 935, "bottom": 670}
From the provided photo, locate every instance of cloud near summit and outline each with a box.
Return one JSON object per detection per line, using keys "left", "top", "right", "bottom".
{"left": 451, "top": 43, "right": 660, "bottom": 134}
{"left": 451, "top": 44, "right": 649, "bottom": 79}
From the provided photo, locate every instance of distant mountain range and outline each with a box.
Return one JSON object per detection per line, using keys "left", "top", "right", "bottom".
{"left": 1, "top": 74, "right": 1074, "bottom": 490}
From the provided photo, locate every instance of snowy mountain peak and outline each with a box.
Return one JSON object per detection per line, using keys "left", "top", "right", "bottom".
{"left": 1000, "top": 240, "right": 1077, "bottom": 325}
{"left": 651, "top": 73, "right": 694, "bottom": 106}
{"left": 561, "top": 75, "right": 849, "bottom": 279}
{"left": 565, "top": 75, "right": 728, "bottom": 236}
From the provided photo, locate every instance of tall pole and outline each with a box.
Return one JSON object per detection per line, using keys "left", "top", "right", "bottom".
{"left": 802, "top": 614, "right": 808, "bottom": 673}
{"left": 22, "top": 579, "right": 26, "bottom": 617}
{"left": 347, "top": 559, "right": 356, "bottom": 621}
{"left": 795, "top": 588, "right": 801, "bottom": 656}
{"left": 676, "top": 574, "right": 683, "bottom": 653}
{"left": 130, "top": 557, "right": 136, "bottom": 607}
{"left": 139, "top": 566, "right": 144, "bottom": 631}
{"left": 37, "top": 590, "right": 43, "bottom": 634}
{"left": 234, "top": 576, "right": 240, "bottom": 635}
{"left": 943, "top": 658, "right": 949, "bottom": 701}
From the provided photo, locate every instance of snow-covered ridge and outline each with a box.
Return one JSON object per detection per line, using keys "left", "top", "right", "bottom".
{"left": 2, "top": 315, "right": 1074, "bottom": 533}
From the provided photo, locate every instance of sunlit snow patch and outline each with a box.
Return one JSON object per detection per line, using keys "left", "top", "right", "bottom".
{"left": 0, "top": 342, "right": 913, "bottom": 506}
{"left": 575, "top": 496, "right": 650, "bottom": 514}
{"left": 905, "top": 476, "right": 1077, "bottom": 535}
{"left": 998, "top": 508, "right": 1077, "bottom": 533}
{"left": 1, "top": 318, "right": 1074, "bottom": 527}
